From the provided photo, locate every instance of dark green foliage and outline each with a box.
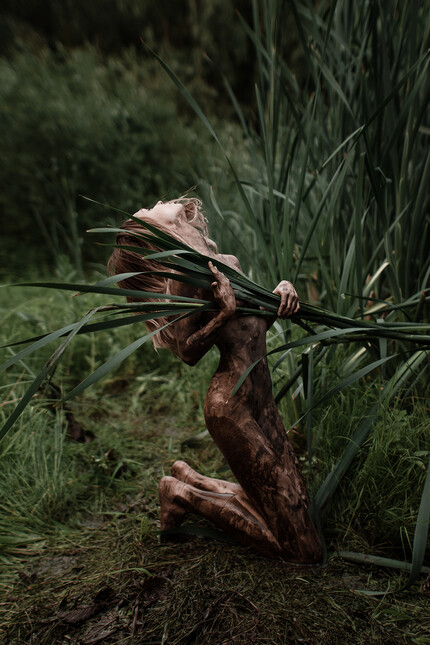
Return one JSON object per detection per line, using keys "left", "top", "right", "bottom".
{"left": 0, "top": 46, "right": 206, "bottom": 273}
{"left": 0, "top": 0, "right": 255, "bottom": 109}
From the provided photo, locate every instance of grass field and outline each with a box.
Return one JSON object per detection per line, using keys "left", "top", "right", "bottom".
{"left": 1, "top": 282, "right": 429, "bottom": 644}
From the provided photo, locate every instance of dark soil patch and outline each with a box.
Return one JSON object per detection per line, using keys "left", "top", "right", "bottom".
{"left": 3, "top": 524, "right": 430, "bottom": 644}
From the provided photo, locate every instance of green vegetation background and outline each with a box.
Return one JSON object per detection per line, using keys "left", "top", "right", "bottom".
{"left": 1, "top": 1, "right": 429, "bottom": 643}
{"left": 0, "top": 0, "right": 257, "bottom": 276}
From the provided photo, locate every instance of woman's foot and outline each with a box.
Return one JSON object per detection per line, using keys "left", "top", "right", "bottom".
{"left": 171, "top": 460, "right": 242, "bottom": 494}
{"left": 158, "top": 476, "right": 187, "bottom": 531}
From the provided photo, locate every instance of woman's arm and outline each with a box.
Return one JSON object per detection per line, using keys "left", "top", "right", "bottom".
{"left": 174, "top": 262, "right": 236, "bottom": 366}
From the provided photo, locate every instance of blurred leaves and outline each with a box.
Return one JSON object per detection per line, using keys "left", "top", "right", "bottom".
{"left": 0, "top": 46, "right": 207, "bottom": 273}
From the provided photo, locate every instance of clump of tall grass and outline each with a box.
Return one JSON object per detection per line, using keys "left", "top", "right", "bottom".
{"left": 309, "top": 388, "right": 429, "bottom": 554}
{"left": 146, "top": 0, "right": 429, "bottom": 586}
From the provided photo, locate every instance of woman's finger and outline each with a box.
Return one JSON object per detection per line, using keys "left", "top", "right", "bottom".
{"left": 209, "top": 262, "right": 230, "bottom": 290}
{"left": 208, "top": 261, "right": 222, "bottom": 281}
{"left": 277, "top": 290, "right": 287, "bottom": 316}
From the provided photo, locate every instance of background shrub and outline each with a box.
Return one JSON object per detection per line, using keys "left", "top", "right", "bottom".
{"left": 0, "top": 46, "right": 212, "bottom": 274}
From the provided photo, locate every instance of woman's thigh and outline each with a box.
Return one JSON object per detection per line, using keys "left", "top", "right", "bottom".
{"left": 204, "top": 384, "right": 315, "bottom": 554}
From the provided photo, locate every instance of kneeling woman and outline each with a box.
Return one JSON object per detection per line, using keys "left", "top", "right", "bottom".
{"left": 109, "top": 197, "right": 322, "bottom": 563}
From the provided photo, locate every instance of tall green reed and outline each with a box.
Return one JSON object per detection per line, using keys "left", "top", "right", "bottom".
{"left": 146, "top": 0, "right": 430, "bottom": 586}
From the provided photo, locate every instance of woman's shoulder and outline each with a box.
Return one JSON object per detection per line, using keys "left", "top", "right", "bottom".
{"left": 216, "top": 254, "right": 242, "bottom": 273}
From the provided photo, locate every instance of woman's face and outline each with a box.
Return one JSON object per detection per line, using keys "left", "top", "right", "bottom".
{"left": 134, "top": 201, "right": 187, "bottom": 228}
{"left": 132, "top": 199, "right": 216, "bottom": 255}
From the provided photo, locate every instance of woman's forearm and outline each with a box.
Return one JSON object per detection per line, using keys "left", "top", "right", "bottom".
{"left": 178, "top": 310, "right": 233, "bottom": 366}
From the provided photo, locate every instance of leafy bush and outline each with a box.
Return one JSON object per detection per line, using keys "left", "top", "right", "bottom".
{"left": 0, "top": 46, "right": 208, "bottom": 274}
{"left": 0, "top": 0, "right": 254, "bottom": 104}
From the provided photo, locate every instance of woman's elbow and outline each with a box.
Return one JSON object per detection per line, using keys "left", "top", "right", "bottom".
{"left": 176, "top": 344, "right": 201, "bottom": 366}
{"left": 181, "top": 353, "right": 200, "bottom": 367}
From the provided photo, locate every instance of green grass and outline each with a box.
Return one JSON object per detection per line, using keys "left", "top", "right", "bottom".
{"left": 310, "top": 390, "right": 430, "bottom": 556}
{"left": 1, "top": 282, "right": 429, "bottom": 644}
{"left": 1, "top": 358, "right": 429, "bottom": 643}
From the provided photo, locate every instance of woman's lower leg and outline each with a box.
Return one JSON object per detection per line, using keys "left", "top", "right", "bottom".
{"left": 158, "top": 475, "right": 283, "bottom": 557}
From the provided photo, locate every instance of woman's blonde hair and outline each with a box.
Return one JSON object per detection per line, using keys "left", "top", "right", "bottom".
{"left": 107, "top": 197, "right": 214, "bottom": 351}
